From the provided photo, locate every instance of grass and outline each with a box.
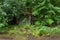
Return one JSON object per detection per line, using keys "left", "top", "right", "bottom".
{"left": 0, "top": 25, "right": 60, "bottom": 40}
{"left": 7, "top": 25, "right": 60, "bottom": 37}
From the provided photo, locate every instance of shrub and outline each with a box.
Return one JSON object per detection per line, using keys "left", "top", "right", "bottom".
{"left": 32, "top": 0, "right": 60, "bottom": 27}
{"left": 0, "top": 0, "right": 22, "bottom": 32}
{"left": 0, "top": 0, "right": 60, "bottom": 33}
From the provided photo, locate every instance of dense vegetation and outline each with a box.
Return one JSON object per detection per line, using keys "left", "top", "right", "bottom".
{"left": 0, "top": 0, "right": 60, "bottom": 37}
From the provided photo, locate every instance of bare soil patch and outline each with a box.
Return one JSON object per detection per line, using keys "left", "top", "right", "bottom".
{"left": 26, "top": 34, "right": 60, "bottom": 40}
{"left": 0, "top": 34, "right": 60, "bottom": 40}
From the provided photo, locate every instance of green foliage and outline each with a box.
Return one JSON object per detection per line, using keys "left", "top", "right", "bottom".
{"left": 8, "top": 25, "right": 60, "bottom": 37}
{"left": 0, "top": 0, "right": 22, "bottom": 32}
{"left": 46, "top": 19, "right": 54, "bottom": 25}
{"left": 0, "top": 0, "right": 60, "bottom": 37}
{"left": 32, "top": 0, "right": 60, "bottom": 26}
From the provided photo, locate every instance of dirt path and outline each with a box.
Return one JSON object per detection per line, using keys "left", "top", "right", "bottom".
{"left": 39, "top": 35, "right": 60, "bottom": 40}
{"left": 0, "top": 34, "right": 60, "bottom": 40}
{"left": 0, "top": 37, "right": 13, "bottom": 40}
{"left": 26, "top": 34, "right": 60, "bottom": 40}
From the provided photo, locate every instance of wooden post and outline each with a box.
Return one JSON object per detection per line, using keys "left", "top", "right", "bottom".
{"left": 28, "top": 14, "right": 31, "bottom": 25}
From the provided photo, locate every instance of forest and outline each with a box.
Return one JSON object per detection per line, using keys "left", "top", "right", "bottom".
{"left": 0, "top": 0, "right": 60, "bottom": 40}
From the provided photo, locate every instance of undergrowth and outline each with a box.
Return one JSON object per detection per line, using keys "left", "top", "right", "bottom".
{"left": 8, "top": 25, "right": 60, "bottom": 37}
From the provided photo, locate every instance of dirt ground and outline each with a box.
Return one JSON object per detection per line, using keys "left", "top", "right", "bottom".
{"left": 0, "top": 34, "right": 60, "bottom": 40}
{"left": 26, "top": 34, "right": 60, "bottom": 40}
{"left": 36, "top": 35, "right": 60, "bottom": 40}
{"left": 12, "top": 34, "right": 60, "bottom": 40}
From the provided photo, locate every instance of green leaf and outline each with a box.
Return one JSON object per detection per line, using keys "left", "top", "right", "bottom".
{"left": 46, "top": 19, "right": 54, "bottom": 25}
{"left": 32, "top": 9, "right": 39, "bottom": 16}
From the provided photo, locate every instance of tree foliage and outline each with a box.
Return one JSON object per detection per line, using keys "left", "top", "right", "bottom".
{"left": 0, "top": 0, "right": 60, "bottom": 32}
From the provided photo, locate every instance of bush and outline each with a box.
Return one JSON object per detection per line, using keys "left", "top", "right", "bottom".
{"left": 0, "top": 0, "right": 60, "bottom": 33}
{"left": 0, "top": 0, "right": 22, "bottom": 32}
{"left": 32, "top": 0, "right": 60, "bottom": 27}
